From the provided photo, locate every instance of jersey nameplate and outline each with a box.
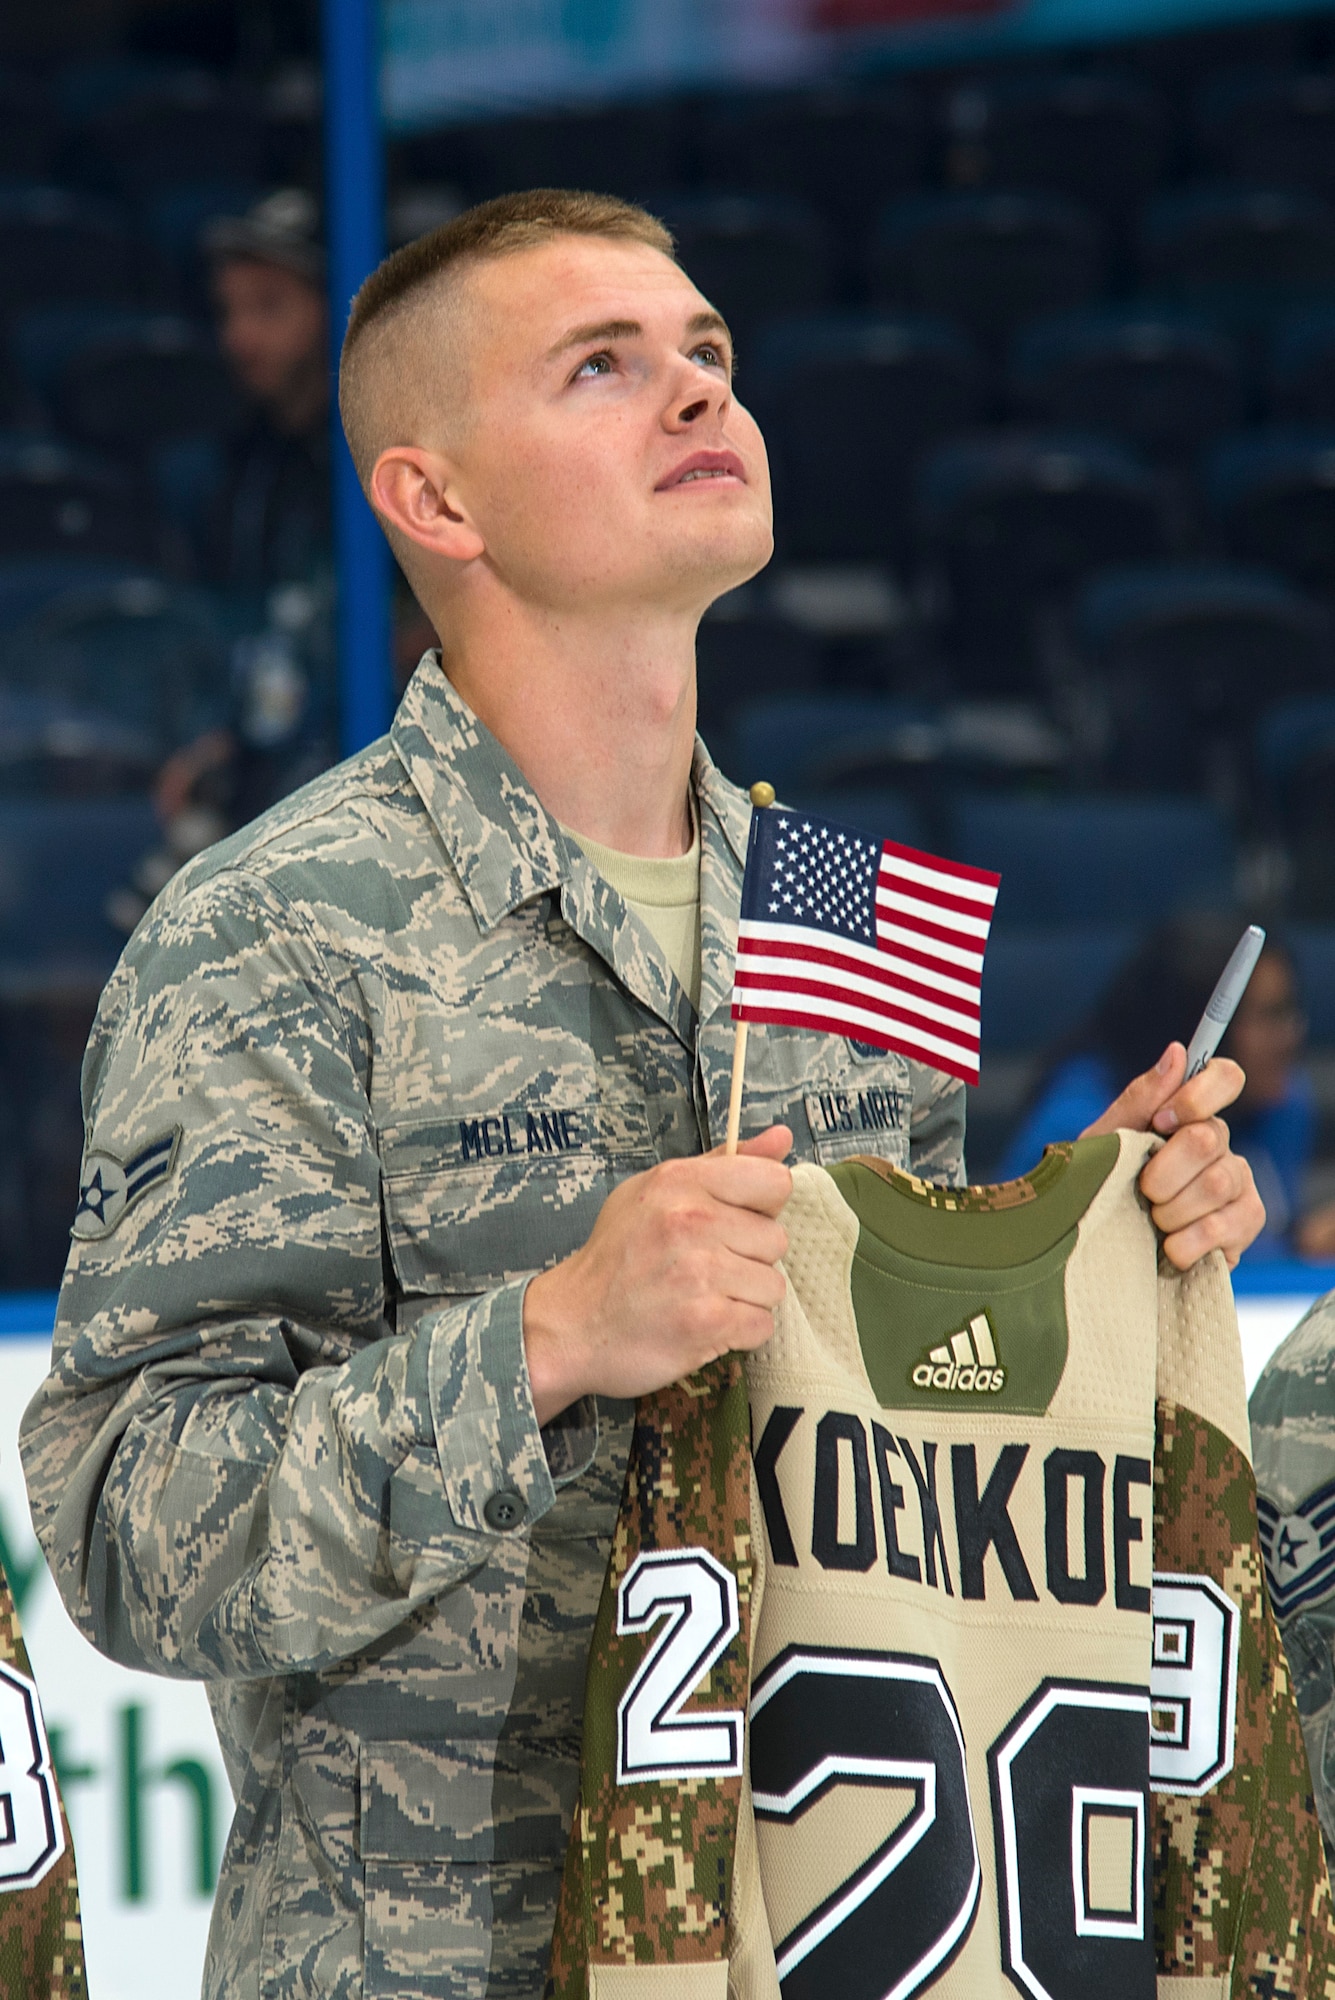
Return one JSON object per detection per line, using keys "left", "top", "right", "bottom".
{"left": 753, "top": 1402, "right": 1153, "bottom": 1610}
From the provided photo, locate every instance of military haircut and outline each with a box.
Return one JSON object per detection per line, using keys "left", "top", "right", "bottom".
{"left": 338, "top": 188, "right": 676, "bottom": 484}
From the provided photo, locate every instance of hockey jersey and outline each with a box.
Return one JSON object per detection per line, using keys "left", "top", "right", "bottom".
{"left": 0, "top": 1552, "right": 86, "bottom": 2000}
{"left": 548, "top": 1135, "right": 1334, "bottom": 2000}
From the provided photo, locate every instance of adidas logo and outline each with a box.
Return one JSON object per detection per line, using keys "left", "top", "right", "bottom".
{"left": 911, "top": 1313, "right": 1006, "bottom": 1394}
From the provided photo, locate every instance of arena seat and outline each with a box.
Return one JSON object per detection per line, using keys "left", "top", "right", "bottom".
{"left": 0, "top": 70, "right": 55, "bottom": 181}
{"left": 0, "top": 795, "right": 158, "bottom": 966}
{"left": 941, "top": 72, "right": 1168, "bottom": 222}
{"left": 1256, "top": 697, "right": 1335, "bottom": 916}
{"left": 916, "top": 430, "right": 1164, "bottom": 663}
{"left": 870, "top": 190, "right": 1104, "bottom": 346}
{"left": 11, "top": 308, "right": 236, "bottom": 448}
{"left": 1009, "top": 307, "right": 1242, "bottom": 462}
{"left": 1193, "top": 67, "right": 1335, "bottom": 201}
{"left": 781, "top": 786, "right": 925, "bottom": 847}
{"left": 0, "top": 187, "right": 138, "bottom": 314}
{"left": 1073, "top": 562, "right": 1330, "bottom": 789}
{"left": 0, "top": 438, "right": 152, "bottom": 564}
{"left": 657, "top": 195, "right": 831, "bottom": 351}
{"left": 0, "top": 556, "right": 140, "bottom": 635}
{"left": 0, "top": 573, "right": 230, "bottom": 751}
{"left": 1139, "top": 183, "right": 1335, "bottom": 328}
{"left": 728, "top": 694, "right": 937, "bottom": 799}
{"left": 979, "top": 925, "right": 1140, "bottom": 1051}
{"left": 1269, "top": 309, "right": 1335, "bottom": 423}
{"left": 1289, "top": 925, "right": 1335, "bottom": 1042}
{"left": 701, "top": 85, "right": 924, "bottom": 234}
{"left": 462, "top": 100, "right": 686, "bottom": 204}
{"left": 947, "top": 792, "right": 1235, "bottom": 924}
{"left": 1207, "top": 428, "right": 1335, "bottom": 596}
{"left": 73, "top": 73, "right": 270, "bottom": 199}
{"left": 694, "top": 615, "right": 824, "bottom": 741}
{"left": 751, "top": 312, "right": 982, "bottom": 561}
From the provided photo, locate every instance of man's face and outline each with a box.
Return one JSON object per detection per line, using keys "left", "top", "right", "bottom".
{"left": 214, "top": 257, "right": 327, "bottom": 408}
{"left": 444, "top": 236, "right": 773, "bottom": 617}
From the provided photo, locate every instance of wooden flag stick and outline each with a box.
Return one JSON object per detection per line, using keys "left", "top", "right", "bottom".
{"left": 725, "top": 781, "right": 775, "bottom": 1157}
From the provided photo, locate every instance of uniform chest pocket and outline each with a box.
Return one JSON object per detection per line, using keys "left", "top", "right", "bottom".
{"left": 380, "top": 1099, "right": 657, "bottom": 1295}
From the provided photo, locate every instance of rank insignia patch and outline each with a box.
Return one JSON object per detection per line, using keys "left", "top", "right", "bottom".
{"left": 72, "top": 1128, "right": 181, "bottom": 1239}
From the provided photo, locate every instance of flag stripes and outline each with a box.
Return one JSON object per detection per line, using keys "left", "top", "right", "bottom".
{"left": 731, "top": 809, "right": 1000, "bottom": 1084}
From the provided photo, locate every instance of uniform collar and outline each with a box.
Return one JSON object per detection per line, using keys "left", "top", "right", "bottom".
{"left": 390, "top": 653, "right": 753, "bottom": 1049}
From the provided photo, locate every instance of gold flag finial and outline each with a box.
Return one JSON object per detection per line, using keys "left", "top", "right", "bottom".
{"left": 749, "top": 781, "right": 775, "bottom": 808}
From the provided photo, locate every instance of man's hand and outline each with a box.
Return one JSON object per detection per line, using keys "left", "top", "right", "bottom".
{"left": 1082, "top": 1044, "right": 1265, "bottom": 1270}
{"left": 523, "top": 1126, "right": 793, "bottom": 1425}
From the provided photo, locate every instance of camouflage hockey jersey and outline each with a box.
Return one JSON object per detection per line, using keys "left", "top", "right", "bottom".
{"left": 0, "top": 1543, "right": 86, "bottom": 2000}
{"left": 1250, "top": 1288, "right": 1335, "bottom": 1889}
{"left": 18, "top": 657, "right": 962, "bottom": 2000}
{"left": 551, "top": 1136, "right": 1335, "bottom": 1999}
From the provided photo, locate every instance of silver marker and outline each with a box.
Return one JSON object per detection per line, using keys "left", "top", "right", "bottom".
{"left": 1184, "top": 924, "right": 1266, "bottom": 1078}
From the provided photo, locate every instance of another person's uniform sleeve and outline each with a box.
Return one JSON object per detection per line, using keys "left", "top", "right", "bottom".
{"left": 19, "top": 867, "right": 565, "bottom": 1683}
{"left": 0, "top": 1550, "right": 86, "bottom": 2000}
{"left": 907, "top": 1062, "right": 966, "bottom": 1186}
{"left": 1251, "top": 1291, "right": 1335, "bottom": 1882}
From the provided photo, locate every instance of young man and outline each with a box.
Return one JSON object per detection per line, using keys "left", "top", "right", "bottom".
{"left": 20, "top": 191, "right": 1262, "bottom": 2000}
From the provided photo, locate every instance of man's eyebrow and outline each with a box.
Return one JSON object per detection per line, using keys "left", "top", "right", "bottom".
{"left": 546, "top": 318, "right": 643, "bottom": 360}
{"left": 544, "top": 310, "right": 735, "bottom": 362}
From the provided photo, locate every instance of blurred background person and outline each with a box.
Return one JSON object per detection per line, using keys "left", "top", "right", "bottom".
{"left": 997, "top": 915, "right": 1335, "bottom": 1260}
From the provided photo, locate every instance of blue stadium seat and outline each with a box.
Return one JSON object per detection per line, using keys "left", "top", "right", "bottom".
{"left": 729, "top": 695, "right": 936, "bottom": 798}
{"left": 142, "top": 179, "right": 263, "bottom": 269}
{"left": 870, "top": 191, "right": 1104, "bottom": 346}
{"left": 463, "top": 100, "right": 686, "bottom": 205}
{"left": 11, "top": 307, "right": 236, "bottom": 449}
{"left": 694, "top": 615, "right": 823, "bottom": 738}
{"left": 0, "top": 188, "right": 137, "bottom": 315}
{"left": 0, "top": 686, "right": 156, "bottom": 796}
{"left": 0, "top": 796, "right": 158, "bottom": 966}
{"left": 979, "top": 925, "right": 1140, "bottom": 1053}
{"left": 701, "top": 85, "right": 924, "bottom": 233}
{"left": 942, "top": 72, "right": 1168, "bottom": 221}
{"left": 917, "top": 431, "right": 1164, "bottom": 661}
{"left": 1289, "top": 925, "right": 1335, "bottom": 1043}
{"left": 1207, "top": 429, "right": 1335, "bottom": 596}
{"left": 0, "top": 437, "right": 152, "bottom": 564}
{"left": 658, "top": 196, "right": 831, "bottom": 351}
{"left": 1255, "top": 697, "right": 1335, "bottom": 915}
{"left": 947, "top": 793, "right": 1235, "bottom": 925}
{"left": 74, "top": 73, "right": 269, "bottom": 199}
{"left": 1074, "top": 563, "right": 1329, "bottom": 787}
{"left": 0, "top": 556, "right": 141, "bottom": 634}
{"left": 1140, "top": 184, "right": 1335, "bottom": 329}
{"left": 1269, "top": 309, "right": 1335, "bottom": 423}
{"left": 1193, "top": 68, "right": 1335, "bottom": 201}
{"left": 751, "top": 313, "right": 982, "bottom": 561}
{"left": 1009, "top": 308, "right": 1242, "bottom": 462}
{"left": 1256, "top": 693, "right": 1335, "bottom": 805}
{"left": 0, "top": 573, "right": 230, "bottom": 751}
{"left": 0, "top": 70, "right": 55, "bottom": 181}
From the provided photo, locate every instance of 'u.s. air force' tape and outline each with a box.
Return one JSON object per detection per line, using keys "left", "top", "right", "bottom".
{"left": 71, "top": 1127, "right": 181, "bottom": 1240}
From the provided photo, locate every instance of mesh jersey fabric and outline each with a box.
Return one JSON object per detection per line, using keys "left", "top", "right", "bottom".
{"left": 548, "top": 1135, "right": 1334, "bottom": 1999}
{"left": 0, "top": 1556, "right": 86, "bottom": 2000}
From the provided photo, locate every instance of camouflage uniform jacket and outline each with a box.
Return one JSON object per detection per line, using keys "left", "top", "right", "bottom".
{"left": 1251, "top": 1289, "right": 1335, "bottom": 1891}
{"left": 18, "top": 656, "right": 962, "bottom": 2000}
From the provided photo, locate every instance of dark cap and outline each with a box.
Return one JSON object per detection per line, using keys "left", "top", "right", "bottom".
{"left": 203, "top": 188, "right": 325, "bottom": 286}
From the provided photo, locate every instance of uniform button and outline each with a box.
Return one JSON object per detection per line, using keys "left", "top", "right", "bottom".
{"left": 484, "top": 1489, "right": 526, "bottom": 1532}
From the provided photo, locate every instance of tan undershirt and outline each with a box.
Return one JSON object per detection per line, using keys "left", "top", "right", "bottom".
{"left": 565, "top": 812, "right": 702, "bottom": 1009}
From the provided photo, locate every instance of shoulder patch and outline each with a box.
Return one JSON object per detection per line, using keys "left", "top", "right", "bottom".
{"left": 72, "top": 1128, "right": 181, "bottom": 1240}
{"left": 1257, "top": 1476, "right": 1335, "bottom": 1618}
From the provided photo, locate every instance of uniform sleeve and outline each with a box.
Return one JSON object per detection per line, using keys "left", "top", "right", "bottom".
{"left": 18, "top": 867, "right": 563, "bottom": 1683}
{"left": 1250, "top": 1291, "right": 1335, "bottom": 1875}
{"left": 907, "top": 1063, "right": 966, "bottom": 1188}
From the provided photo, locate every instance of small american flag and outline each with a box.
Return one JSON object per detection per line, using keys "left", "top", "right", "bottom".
{"left": 731, "top": 805, "right": 1001, "bottom": 1084}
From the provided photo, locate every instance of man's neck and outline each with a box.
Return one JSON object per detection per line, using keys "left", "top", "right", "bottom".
{"left": 440, "top": 602, "right": 699, "bottom": 859}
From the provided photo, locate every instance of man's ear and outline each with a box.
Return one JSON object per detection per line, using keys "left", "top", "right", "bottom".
{"left": 370, "top": 446, "right": 485, "bottom": 564}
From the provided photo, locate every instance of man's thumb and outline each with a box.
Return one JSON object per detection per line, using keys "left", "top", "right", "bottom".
{"left": 1080, "top": 1043, "right": 1185, "bottom": 1138}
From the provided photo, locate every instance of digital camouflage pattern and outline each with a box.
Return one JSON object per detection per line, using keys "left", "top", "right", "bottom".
{"left": 546, "top": 1356, "right": 752, "bottom": 1997}
{"left": 0, "top": 1557, "right": 86, "bottom": 2000}
{"left": 18, "top": 657, "right": 962, "bottom": 2000}
{"left": 1250, "top": 1290, "right": 1335, "bottom": 1890}
{"left": 1152, "top": 1396, "right": 1335, "bottom": 1997}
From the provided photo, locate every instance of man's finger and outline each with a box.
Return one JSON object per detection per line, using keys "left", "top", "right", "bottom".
{"left": 1138, "top": 1116, "right": 1230, "bottom": 1206}
{"left": 1081, "top": 1043, "right": 1184, "bottom": 1138}
{"left": 1160, "top": 1185, "right": 1266, "bottom": 1272}
{"left": 1149, "top": 1056, "right": 1245, "bottom": 1135}
{"left": 1145, "top": 1146, "right": 1247, "bottom": 1239}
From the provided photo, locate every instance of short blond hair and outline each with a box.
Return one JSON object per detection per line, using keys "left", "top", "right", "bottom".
{"left": 338, "top": 188, "right": 675, "bottom": 481}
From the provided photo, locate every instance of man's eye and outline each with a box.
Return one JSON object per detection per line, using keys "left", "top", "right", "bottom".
{"left": 692, "top": 343, "right": 730, "bottom": 371}
{"left": 575, "top": 351, "right": 614, "bottom": 378}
